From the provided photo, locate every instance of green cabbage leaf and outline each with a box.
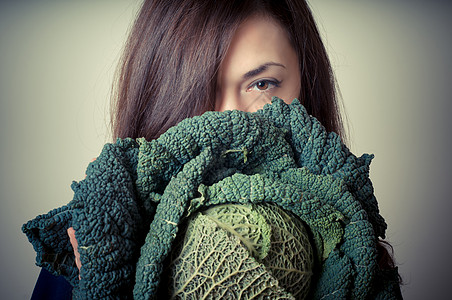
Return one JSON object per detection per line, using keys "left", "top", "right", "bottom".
{"left": 166, "top": 203, "right": 314, "bottom": 299}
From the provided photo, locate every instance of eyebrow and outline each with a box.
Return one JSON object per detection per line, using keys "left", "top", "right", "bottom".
{"left": 242, "top": 62, "right": 286, "bottom": 80}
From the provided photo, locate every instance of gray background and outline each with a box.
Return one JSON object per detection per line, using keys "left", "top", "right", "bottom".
{"left": 1, "top": 0, "right": 451, "bottom": 298}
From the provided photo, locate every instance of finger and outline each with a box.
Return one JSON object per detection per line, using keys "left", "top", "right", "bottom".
{"left": 67, "top": 227, "right": 82, "bottom": 279}
{"left": 84, "top": 157, "right": 97, "bottom": 178}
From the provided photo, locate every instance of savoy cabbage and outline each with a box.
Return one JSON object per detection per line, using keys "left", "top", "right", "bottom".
{"left": 166, "top": 203, "right": 314, "bottom": 299}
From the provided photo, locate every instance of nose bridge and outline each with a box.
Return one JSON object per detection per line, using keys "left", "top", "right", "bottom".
{"left": 215, "top": 83, "right": 240, "bottom": 112}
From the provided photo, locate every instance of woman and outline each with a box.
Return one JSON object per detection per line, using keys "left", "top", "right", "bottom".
{"left": 111, "top": 0, "right": 343, "bottom": 141}
{"left": 28, "top": 0, "right": 401, "bottom": 299}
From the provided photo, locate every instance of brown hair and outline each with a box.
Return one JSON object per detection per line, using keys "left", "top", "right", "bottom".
{"left": 111, "top": 0, "right": 344, "bottom": 140}
{"left": 111, "top": 0, "right": 399, "bottom": 282}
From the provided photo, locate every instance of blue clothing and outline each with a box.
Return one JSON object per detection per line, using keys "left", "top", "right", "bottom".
{"left": 31, "top": 268, "right": 72, "bottom": 300}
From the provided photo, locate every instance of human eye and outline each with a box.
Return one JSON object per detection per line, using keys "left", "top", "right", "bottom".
{"left": 246, "top": 78, "right": 281, "bottom": 92}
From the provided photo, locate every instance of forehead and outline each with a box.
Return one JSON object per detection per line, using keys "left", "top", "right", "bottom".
{"left": 219, "top": 15, "right": 296, "bottom": 79}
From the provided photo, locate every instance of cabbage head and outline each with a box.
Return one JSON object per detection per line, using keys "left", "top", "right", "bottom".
{"left": 164, "top": 203, "right": 315, "bottom": 299}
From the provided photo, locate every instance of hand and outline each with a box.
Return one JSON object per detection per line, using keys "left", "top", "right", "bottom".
{"left": 85, "top": 157, "right": 97, "bottom": 178}
{"left": 67, "top": 227, "right": 81, "bottom": 280}
{"left": 68, "top": 157, "right": 96, "bottom": 280}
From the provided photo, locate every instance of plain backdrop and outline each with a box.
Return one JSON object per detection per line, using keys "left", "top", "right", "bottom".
{"left": 1, "top": 1, "right": 451, "bottom": 299}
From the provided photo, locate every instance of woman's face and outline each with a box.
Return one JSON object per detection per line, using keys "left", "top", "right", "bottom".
{"left": 215, "top": 15, "right": 301, "bottom": 112}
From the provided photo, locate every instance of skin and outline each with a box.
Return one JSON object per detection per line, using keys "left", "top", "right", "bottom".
{"left": 67, "top": 227, "right": 81, "bottom": 280}
{"left": 215, "top": 14, "right": 301, "bottom": 112}
{"left": 68, "top": 159, "right": 96, "bottom": 279}
{"left": 68, "top": 15, "right": 302, "bottom": 278}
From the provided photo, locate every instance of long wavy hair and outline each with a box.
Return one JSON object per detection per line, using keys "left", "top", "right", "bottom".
{"left": 111, "top": 0, "right": 344, "bottom": 141}
{"left": 110, "top": 0, "right": 399, "bottom": 278}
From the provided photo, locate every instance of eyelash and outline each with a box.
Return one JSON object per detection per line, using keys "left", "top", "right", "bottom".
{"left": 246, "top": 79, "right": 282, "bottom": 92}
